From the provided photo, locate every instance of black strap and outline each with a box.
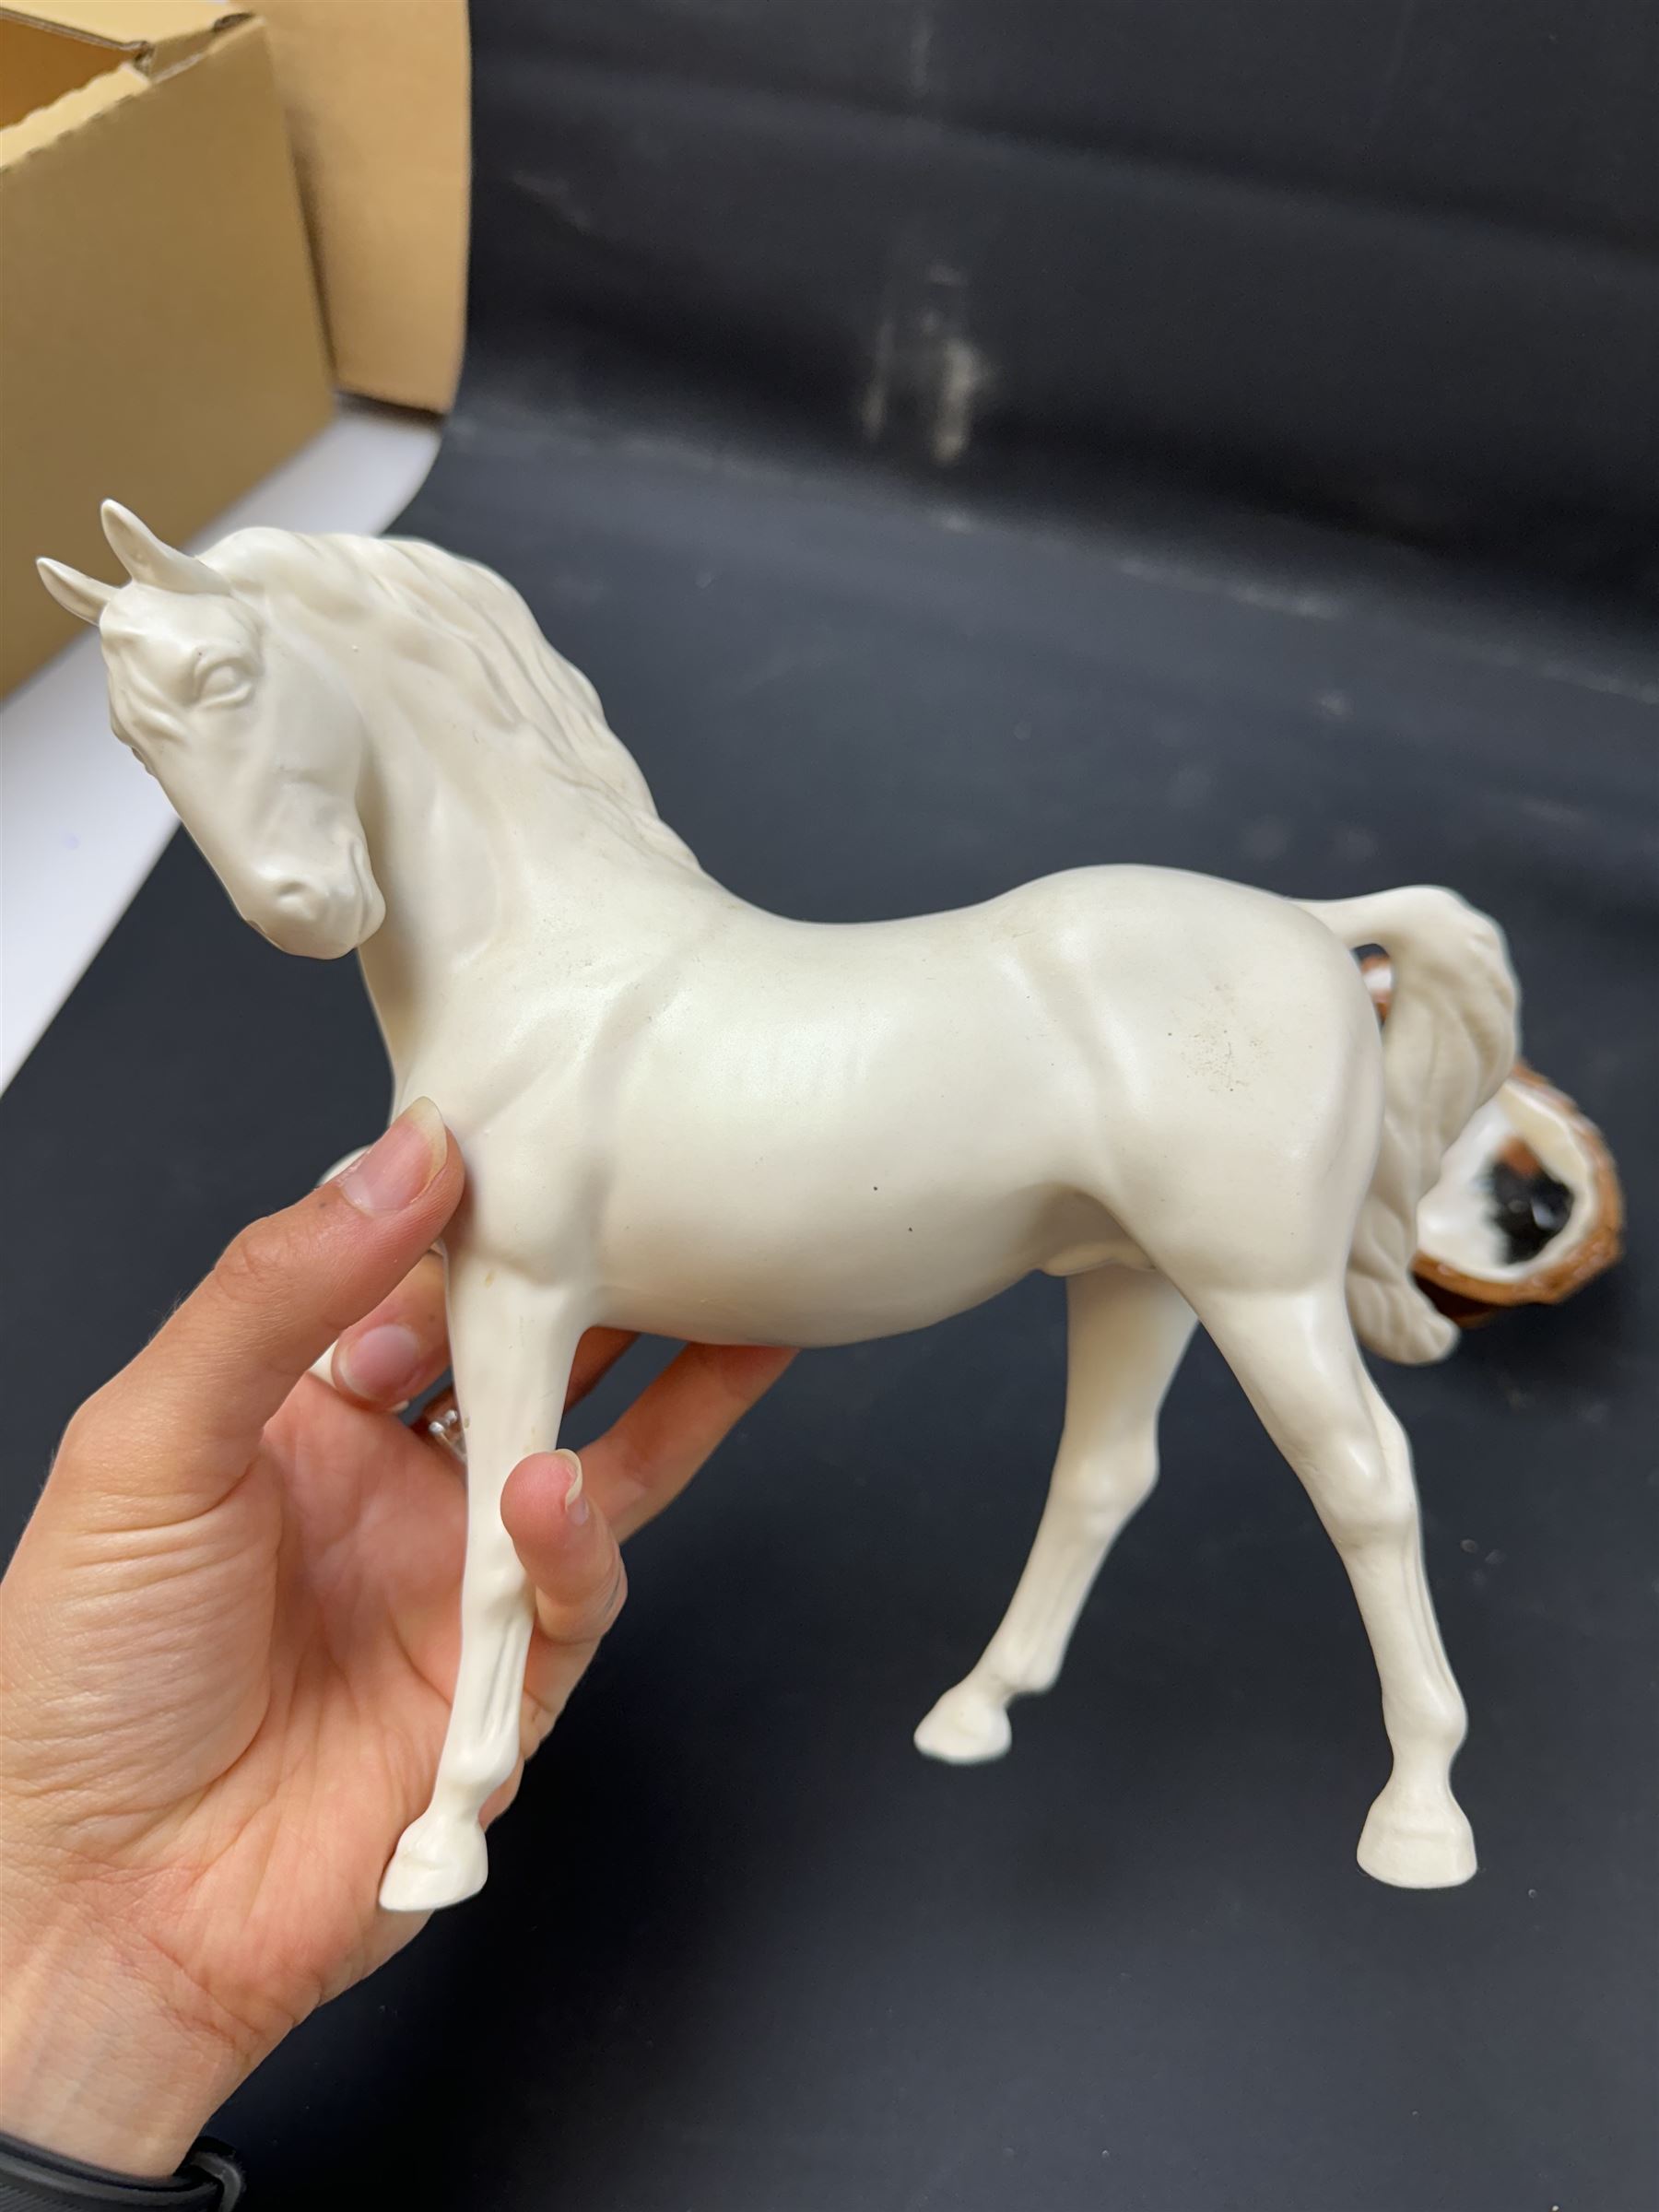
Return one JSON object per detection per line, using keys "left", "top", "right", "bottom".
{"left": 0, "top": 2133, "right": 242, "bottom": 2210}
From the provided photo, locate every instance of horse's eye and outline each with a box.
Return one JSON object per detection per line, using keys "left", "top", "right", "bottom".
{"left": 194, "top": 654, "right": 251, "bottom": 708}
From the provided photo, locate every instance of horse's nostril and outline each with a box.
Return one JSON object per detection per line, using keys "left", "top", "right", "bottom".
{"left": 259, "top": 877, "right": 327, "bottom": 937}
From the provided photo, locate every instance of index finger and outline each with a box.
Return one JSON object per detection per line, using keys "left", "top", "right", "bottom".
{"left": 65, "top": 1103, "right": 463, "bottom": 1526}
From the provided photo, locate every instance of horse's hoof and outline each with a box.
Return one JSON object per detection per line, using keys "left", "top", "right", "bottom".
{"left": 913, "top": 1682, "right": 1013, "bottom": 1764}
{"left": 379, "top": 1810, "right": 488, "bottom": 1912}
{"left": 1356, "top": 1790, "right": 1477, "bottom": 1888}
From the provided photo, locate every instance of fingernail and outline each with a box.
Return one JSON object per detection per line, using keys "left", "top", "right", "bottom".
{"left": 336, "top": 1322, "right": 422, "bottom": 1406}
{"left": 558, "top": 1448, "right": 588, "bottom": 1526}
{"left": 338, "top": 1100, "right": 446, "bottom": 1216}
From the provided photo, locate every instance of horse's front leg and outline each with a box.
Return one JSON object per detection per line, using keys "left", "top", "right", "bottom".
{"left": 379, "top": 1257, "right": 586, "bottom": 1912}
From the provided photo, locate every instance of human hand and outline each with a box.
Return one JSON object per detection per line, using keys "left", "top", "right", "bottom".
{"left": 0, "top": 1101, "right": 792, "bottom": 2177}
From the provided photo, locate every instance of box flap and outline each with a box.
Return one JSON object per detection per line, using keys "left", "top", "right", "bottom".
{"left": 0, "top": 3, "right": 244, "bottom": 73}
{"left": 0, "top": 55, "right": 143, "bottom": 163}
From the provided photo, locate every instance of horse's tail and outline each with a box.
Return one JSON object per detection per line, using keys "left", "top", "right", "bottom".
{"left": 1300, "top": 885, "right": 1520, "bottom": 1365}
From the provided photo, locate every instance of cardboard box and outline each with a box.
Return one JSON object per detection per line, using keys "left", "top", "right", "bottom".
{"left": 258, "top": 0, "right": 468, "bottom": 415}
{"left": 0, "top": 2, "right": 334, "bottom": 696}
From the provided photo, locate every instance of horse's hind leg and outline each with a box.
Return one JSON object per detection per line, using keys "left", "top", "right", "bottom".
{"left": 914, "top": 1267, "right": 1195, "bottom": 1762}
{"left": 1187, "top": 1274, "right": 1475, "bottom": 1888}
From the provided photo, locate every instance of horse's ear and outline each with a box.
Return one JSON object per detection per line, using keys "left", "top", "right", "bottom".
{"left": 36, "top": 558, "right": 115, "bottom": 625}
{"left": 100, "top": 500, "right": 225, "bottom": 595}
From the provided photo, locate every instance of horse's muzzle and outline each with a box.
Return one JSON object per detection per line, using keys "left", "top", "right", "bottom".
{"left": 248, "top": 854, "right": 383, "bottom": 959}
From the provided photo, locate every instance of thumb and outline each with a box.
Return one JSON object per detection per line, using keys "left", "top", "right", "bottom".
{"left": 60, "top": 1100, "right": 463, "bottom": 1526}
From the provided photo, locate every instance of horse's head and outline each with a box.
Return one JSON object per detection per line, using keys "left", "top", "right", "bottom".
{"left": 38, "top": 502, "right": 384, "bottom": 959}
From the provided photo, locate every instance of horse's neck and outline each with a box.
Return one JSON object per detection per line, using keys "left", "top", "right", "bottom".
{"left": 355, "top": 723, "right": 721, "bottom": 1077}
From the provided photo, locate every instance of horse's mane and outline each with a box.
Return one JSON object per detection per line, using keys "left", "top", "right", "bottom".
{"left": 208, "top": 526, "right": 699, "bottom": 872}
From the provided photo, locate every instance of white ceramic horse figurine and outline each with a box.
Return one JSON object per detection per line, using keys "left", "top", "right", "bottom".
{"left": 41, "top": 504, "right": 1519, "bottom": 1912}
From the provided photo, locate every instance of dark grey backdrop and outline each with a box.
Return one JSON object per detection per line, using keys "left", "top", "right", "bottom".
{"left": 468, "top": 0, "right": 1659, "bottom": 555}
{"left": 3, "top": 5, "right": 1656, "bottom": 2206}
